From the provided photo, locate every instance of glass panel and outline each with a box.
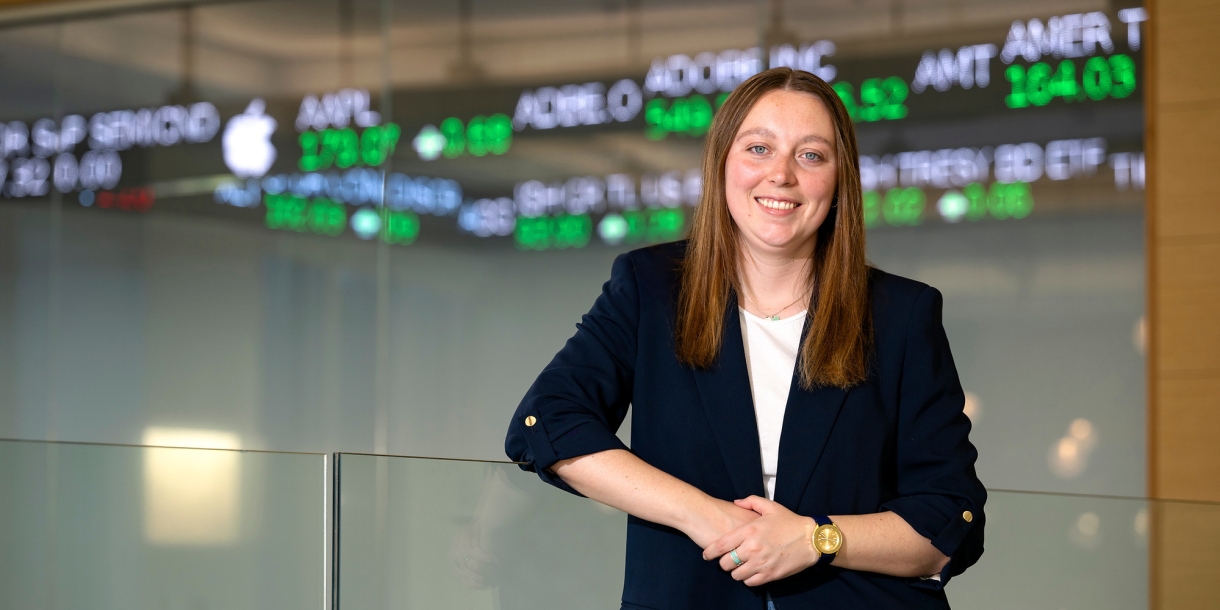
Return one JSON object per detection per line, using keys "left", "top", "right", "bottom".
{"left": 949, "top": 490, "right": 1150, "bottom": 609}
{"left": 162, "top": 0, "right": 388, "bottom": 453}
{"left": 337, "top": 454, "right": 1220, "bottom": 609}
{"left": 380, "top": 0, "right": 633, "bottom": 460}
{"left": 336, "top": 453, "right": 626, "bottom": 610}
{"left": 0, "top": 0, "right": 392, "bottom": 454}
{"left": 0, "top": 23, "right": 60, "bottom": 440}
{"left": 0, "top": 439, "right": 326, "bottom": 610}
{"left": 47, "top": 11, "right": 187, "bottom": 444}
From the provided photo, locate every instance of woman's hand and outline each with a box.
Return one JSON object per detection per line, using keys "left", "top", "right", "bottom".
{"left": 702, "top": 496, "right": 819, "bottom": 586}
{"left": 684, "top": 498, "right": 763, "bottom": 549}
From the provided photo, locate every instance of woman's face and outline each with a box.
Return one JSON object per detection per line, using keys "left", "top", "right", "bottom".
{"left": 724, "top": 89, "right": 838, "bottom": 258}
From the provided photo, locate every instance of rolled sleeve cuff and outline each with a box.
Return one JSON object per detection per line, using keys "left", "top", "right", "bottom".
{"left": 882, "top": 494, "right": 980, "bottom": 586}
{"left": 514, "top": 412, "right": 629, "bottom": 496}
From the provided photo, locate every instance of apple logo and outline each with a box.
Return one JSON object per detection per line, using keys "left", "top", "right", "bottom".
{"left": 223, "top": 99, "right": 277, "bottom": 178}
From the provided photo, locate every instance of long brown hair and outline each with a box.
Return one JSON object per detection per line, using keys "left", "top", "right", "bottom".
{"left": 675, "top": 67, "right": 872, "bottom": 390}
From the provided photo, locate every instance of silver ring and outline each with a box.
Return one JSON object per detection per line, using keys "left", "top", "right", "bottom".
{"left": 729, "top": 549, "right": 744, "bottom": 566}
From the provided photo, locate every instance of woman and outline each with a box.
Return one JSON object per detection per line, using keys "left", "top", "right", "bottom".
{"left": 505, "top": 67, "right": 985, "bottom": 609}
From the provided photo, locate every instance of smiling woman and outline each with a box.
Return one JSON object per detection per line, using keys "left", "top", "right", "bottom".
{"left": 506, "top": 68, "right": 986, "bottom": 610}
{"left": 677, "top": 70, "right": 870, "bottom": 391}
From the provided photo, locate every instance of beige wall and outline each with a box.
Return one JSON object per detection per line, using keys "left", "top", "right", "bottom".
{"left": 1148, "top": 0, "right": 1220, "bottom": 607}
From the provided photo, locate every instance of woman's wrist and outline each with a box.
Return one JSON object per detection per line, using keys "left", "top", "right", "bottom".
{"left": 680, "top": 495, "right": 728, "bottom": 544}
{"left": 679, "top": 494, "right": 753, "bottom": 548}
{"left": 801, "top": 516, "right": 822, "bottom": 569}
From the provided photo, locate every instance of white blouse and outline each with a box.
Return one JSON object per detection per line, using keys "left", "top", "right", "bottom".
{"left": 738, "top": 308, "right": 807, "bottom": 501}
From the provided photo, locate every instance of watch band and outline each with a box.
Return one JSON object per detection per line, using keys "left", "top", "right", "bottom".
{"left": 812, "top": 515, "right": 839, "bottom": 567}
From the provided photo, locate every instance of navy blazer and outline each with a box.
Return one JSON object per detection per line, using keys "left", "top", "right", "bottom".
{"left": 506, "top": 241, "right": 985, "bottom": 610}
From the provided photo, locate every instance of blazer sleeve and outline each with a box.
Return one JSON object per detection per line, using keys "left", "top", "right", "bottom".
{"left": 504, "top": 252, "right": 638, "bottom": 495}
{"left": 880, "top": 285, "right": 986, "bottom": 586}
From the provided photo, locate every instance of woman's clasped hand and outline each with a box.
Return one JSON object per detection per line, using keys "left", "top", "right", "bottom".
{"left": 702, "top": 496, "right": 820, "bottom": 587}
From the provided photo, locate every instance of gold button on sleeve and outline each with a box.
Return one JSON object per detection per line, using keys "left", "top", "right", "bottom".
{"left": 962, "top": 510, "right": 973, "bottom": 523}
{"left": 524, "top": 415, "right": 537, "bottom": 427}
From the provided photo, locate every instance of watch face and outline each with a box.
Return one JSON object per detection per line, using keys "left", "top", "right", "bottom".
{"left": 814, "top": 524, "right": 843, "bottom": 555}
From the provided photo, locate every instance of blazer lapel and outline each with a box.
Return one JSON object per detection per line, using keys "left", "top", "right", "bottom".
{"left": 691, "top": 293, "right": 766, "bottom": 500}
{"left": 772, "top": 368, "right": 849, "bottom": 510}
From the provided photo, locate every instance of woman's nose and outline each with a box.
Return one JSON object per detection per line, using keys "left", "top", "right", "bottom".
{"left": 767, "top": 157, "right": 797, "bottom": 186}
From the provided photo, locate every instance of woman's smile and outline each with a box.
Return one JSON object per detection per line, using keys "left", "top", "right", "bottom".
{"left": 754, "top": 195, "right": 802, "bottom": 213}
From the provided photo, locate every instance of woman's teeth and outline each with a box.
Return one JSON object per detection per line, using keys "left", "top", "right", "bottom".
{"left": 757, "top": 197, "right": 799, "bottom": 210}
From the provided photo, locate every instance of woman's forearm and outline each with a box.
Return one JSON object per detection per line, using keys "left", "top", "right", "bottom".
{"left": 550, "top": 449, "right": 758, "bottom": 548}
{"left": 552, "top": 452, "right": 948, "bottom": 578}
{"left": 829, "top": 512, "right": 949, "bottom": 577}
{"left": 703, "top": 497, "right": 949, "bottom": 585}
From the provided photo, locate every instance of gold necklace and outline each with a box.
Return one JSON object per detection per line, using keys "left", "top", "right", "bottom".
{"left": 752, "top": 289, "right": 810, "bottom": 321}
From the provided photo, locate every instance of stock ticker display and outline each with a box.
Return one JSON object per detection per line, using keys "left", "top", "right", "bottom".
{"left": 0, "top": 8, "right": 1148, "bottom": 252}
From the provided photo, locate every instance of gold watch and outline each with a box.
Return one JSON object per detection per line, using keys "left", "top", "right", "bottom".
{"left": 811, "top": 515, "right": 842, "bottom": 566}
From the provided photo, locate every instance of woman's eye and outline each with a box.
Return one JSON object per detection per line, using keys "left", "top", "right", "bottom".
{"left": 749, "top": 145, "right": 767, "bottom": 154}
{"left": 802, "top": 152, "right": 822, "bottom": 161}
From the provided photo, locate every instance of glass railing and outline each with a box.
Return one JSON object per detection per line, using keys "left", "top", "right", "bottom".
{"left": 335, "top": 453, "right": 1220, "bottom": 610}
{"left": 0, "top": 438, "right": 328, "bottom": 610}
{"left": 5, "top": 443, "right": 1217, "bottom": 609}
{"left": 949, "top": 489, "right": 1147, "bottom": 608}
{"left": 335, "top": 453, "right": 625, "bottom": 610}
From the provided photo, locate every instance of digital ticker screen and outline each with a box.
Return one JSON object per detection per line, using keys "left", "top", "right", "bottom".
{"left": 0, "top": 7, "right": 1148, "bottom": 252}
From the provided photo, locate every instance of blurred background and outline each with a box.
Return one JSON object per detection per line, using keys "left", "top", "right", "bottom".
{"left": 0, "top": 0, "right": 1148, "bottom": 494}
{"left": 1, "top": 0, "right": 1217, "bottom": 608}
